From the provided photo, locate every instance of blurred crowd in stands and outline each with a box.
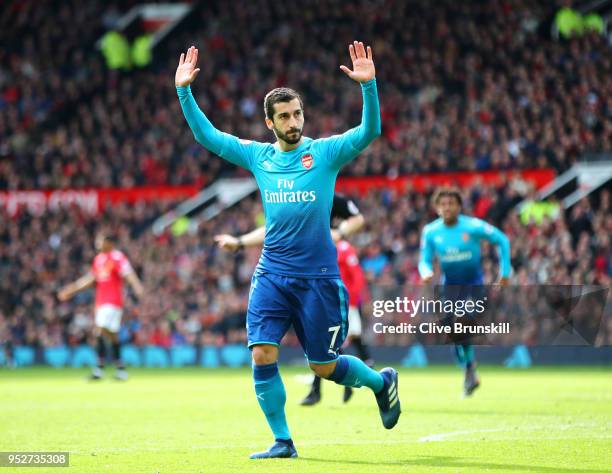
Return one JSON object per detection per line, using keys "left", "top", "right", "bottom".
{"left": 1, "top": 180, "right": 609, "bottom": 349}
{"left": 1, "top": 0, "right": 611, "bottom": 189}
{"left": 0, "top": 0, "right": 610, "bottom": 352}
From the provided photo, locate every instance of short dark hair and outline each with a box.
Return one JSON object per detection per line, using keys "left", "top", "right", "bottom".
{"left": 98, "top": 233, "right": 116, "bottom": 244}
{"left": 264, "top": 87, "right": 303, "bottom": 120}
{"left": 432, "top": 186, "right": 463, "bottom": 206}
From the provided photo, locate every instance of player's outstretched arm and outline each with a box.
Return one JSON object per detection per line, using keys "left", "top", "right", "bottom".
{"left": 418, "top": 228, "right": 435, "bottom": 283}
{"left": 215, "top": 218, "right": 355, "bottom": 249}
{"left": 125, "top": 271, "right": 145, "bottom": 299}
{"left": 325, "top": 41, "right": 381, "bottom": 168}
{"left": 214, "top": 226, "right": 266, "bottom": 252}
{"left": 331, "top": 214, "right": 365, "bottom": 243}
{"left": 58, "top": 273, "right": 95, "bottom": 302}
{"left": 472, "top": 219, "right": 511, "bottom": 284}
{"left": 175, "top": 46, "right": 258, "bottom": 170}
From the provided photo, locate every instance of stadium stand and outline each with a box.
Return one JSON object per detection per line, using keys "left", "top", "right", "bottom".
{"left": 0, "top": 0, "right": 609, "bottom": 351}
{"left": 1, "top": 183, "right": 609, "bottom": 348}
{"left": 1, "top": 0, "right": 610, "bottom": 188}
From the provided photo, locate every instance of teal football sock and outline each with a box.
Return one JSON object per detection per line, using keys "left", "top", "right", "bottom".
{"left": 329, "top": 355, "right": 384, "bottom": 393}
{"left": 463, "top": 344, "right": 475, "bottom": 369}
{"left": 253, "top": 363, "right": 291, "bottom": 441}
{"left": 454, "top": 344, "right": 466, "bottom": 365}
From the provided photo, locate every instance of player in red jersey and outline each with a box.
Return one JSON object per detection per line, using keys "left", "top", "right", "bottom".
{"left": 337, "top": 237, "right": 371, "bottom": 361}
{"left": 58, "top": 233, "right": 144, "bottom": 380}
{"left": 215, "top": 194, "right": 373, "bottom": 404}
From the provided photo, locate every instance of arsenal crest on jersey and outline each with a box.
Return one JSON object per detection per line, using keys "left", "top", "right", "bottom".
{"left": 301, "top": 154, "right": 314, "bottom": 169}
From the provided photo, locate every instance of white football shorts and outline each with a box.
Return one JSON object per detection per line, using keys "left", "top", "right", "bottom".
{"left": 94, "top": 304, "right": 123, "bottom": 333}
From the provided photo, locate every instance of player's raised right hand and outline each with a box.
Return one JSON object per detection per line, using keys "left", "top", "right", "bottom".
{"left": 340, "top": 41, "right": 375, "bottom": 83}
{"left": 175, "top": 46, "right": 201, "bottom": 87}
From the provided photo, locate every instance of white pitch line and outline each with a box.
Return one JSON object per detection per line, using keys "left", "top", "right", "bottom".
{"left": 419, "top": 428, "right": 504, "bottom": 442}
{"left": 419, "top": 422, "right": 604, "bottom": 443}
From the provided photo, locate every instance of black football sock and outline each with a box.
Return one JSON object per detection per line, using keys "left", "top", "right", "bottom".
{"left": 112, "top": 341, "right": 124, "bottom": 369}
{"left": 96, "top": 336, "right": 106, "bottom": 368}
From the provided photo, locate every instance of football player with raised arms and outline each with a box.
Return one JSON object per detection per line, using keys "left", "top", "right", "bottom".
{"left": 176, "top": 41, "right": 401, "bottom": 459}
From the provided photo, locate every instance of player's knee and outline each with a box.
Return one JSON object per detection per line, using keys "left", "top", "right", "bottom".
{"left": 104, "top": 330, "right": 118, "bottom": 342}
{"left": 251, "top": 344, "right": 278, "bottom": 365}
{"left": 309, "top": 361, "right": 336, "bottom": 379}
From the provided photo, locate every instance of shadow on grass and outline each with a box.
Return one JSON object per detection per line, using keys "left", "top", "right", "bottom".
{"left": 298, "top": 455, "right": 610, "bottom": 473}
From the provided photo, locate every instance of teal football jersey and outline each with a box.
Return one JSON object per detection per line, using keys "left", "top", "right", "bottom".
{"left": 177, "top": 80, "right": 380, "bottom": 278}
{"left": 418, "top": 214, "right": 511, "bottom": 284}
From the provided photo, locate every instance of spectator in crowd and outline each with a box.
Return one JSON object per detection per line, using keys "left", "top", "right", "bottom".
{"left": 0, "top": 0, "right": 609, "bottom": 351}
{"left": 1, "top": 0, "right": 610, "bottom": 189}
{"left": 0, "top": 183, "right": 609, "bottom": 350}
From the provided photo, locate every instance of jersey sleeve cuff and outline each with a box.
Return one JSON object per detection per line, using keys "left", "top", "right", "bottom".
{"left": 360, "top": 78, "right": 377, "bottom": 89}
{"left": 176, "top": 85, "right": 192, "bottom": 97}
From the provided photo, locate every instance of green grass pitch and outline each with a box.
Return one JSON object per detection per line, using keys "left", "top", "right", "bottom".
{"left": 1, "top": 366, "right": 611, "bottom": 473}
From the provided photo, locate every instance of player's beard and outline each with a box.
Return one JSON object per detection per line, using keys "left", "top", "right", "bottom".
{"left": 443, "top": 214, "right": 459, "bottom": 225}
{"left": 275, "top": 126, "right": 303, "bottom": 145}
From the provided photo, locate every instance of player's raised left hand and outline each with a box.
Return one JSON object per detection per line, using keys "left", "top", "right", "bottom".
{"left": 175, "top": 46, "right": 201, "bottom": 87}
{"left": 340, "top": 41, "right": 375, "bottom": 83}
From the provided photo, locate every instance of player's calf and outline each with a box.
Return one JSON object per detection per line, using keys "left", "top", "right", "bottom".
{"left": 250, "top": 348, "right": 295, "bottom": 459}
{"left": 322, "top": 356, "right": 401, "bottom": 429}
{"left": 319, "top": 355, "right": 382, "bottom": 391}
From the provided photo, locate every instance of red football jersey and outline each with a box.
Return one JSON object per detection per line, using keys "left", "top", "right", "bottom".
{"left": 337, "top": 240, "right": 366, "bottom": 306}
{"left": 92, "top": 250, "right": 133, "bottom": 308}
